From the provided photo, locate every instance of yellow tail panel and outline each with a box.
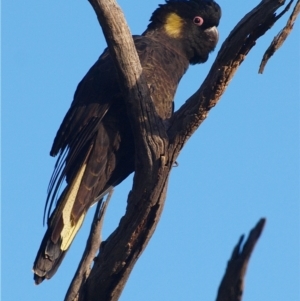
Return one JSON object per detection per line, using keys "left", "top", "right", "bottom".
{"left": 60, "top": 163, "right": 87, "bottom": 251}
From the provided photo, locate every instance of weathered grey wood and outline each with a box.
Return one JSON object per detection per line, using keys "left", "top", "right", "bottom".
{"left": 259, "top": 0, "right": 300, "bottom": 73}
{"left": 65, "top": 191, "right": 113, "bottom": 301}
{"left": 62, "top": 0, "right": 299, "bottom": 300}
{"left": 216, "top": 218, "right": 266, "bottom": 301}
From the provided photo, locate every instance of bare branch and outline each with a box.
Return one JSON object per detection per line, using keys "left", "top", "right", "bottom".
{"left": 259, "top": 0, "right": 300, "bottom": 73}
{"left": 216, "top": 218, "right": 266, "bottom": 301}
{"left": 64, "top": 191, "right": 113, "bottom": 301}
{"left": 77, "top": 1, "right": 169, "bottom": 300}
{"left": 67, "top": 0, "right": 294, "bottom": 300}
{"left": 168, "top": 0, "right": 289, "bottom": 147}
{"left": 88, "top": 0, "right": 166, "bottom": 167}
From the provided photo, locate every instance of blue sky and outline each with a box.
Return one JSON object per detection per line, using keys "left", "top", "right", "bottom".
{"left": 2, "top": 0, "right": 299, "bottom": 300}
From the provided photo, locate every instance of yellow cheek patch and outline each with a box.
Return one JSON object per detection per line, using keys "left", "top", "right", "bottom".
{"left": 60, "top": 163, "right": 87, "bottom": 251}
{"left": 164, "top": 13, "right": 184, "bottom": 38}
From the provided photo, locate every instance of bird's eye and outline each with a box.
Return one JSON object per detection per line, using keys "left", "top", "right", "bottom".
{"left": 193, "top": 16, "right": 204, "bottom": 26}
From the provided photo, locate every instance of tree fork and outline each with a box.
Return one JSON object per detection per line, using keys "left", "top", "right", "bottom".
{"left": 63, "top": 0, "right": 299, "bottom": 300}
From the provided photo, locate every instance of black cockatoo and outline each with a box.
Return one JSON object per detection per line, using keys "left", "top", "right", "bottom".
{"left": 33, "top": 0, "right": 221, "bottom": 284}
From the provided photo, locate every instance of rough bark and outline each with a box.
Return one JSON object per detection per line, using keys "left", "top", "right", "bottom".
{"left": 259, "top": 0, "right": 300, "bottom": 73}
{"left": 216, "top": 218, "right": 266, "bottom": 301}
{"left": 62, "top": 0, "right": 299, "bottom": 300}
{"left": 65, "top": 191, "right": 113, "bottom": 301}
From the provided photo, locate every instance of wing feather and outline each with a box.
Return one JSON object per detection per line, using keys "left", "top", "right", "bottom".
{"left": 44, "top": 49, "right": 119, "bottom": 222}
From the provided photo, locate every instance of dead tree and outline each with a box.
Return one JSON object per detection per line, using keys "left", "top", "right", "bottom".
{"left": 63, "top": 0, "right": 300, "bottom": 300}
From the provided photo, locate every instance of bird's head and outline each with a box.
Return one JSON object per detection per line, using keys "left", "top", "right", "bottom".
{"left": 144, "top": 0, "right": 221, "bottom": 64}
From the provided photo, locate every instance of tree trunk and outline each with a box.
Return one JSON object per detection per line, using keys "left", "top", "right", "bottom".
{"left": 63, "top": 0, "right": 299, "bottom": 300}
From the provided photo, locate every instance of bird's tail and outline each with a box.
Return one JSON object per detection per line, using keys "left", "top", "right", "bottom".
{"left": 33, "top": 228, "right": 68, "bottom": 284}
{"left": 33, "top": 163, "right": 88, "bottom": 284}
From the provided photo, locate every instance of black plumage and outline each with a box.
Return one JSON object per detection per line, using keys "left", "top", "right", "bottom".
{"left": 33, "top": 0, "right": 221, "bottom": 284}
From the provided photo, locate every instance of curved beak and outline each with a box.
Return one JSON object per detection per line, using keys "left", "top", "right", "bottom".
{"left": 204, "top": 26, "right": 219, "bottom": 45}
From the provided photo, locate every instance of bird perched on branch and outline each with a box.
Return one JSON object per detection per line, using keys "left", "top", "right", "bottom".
{"left": 33, "top": 0, "right": 221, "bottom": 284}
